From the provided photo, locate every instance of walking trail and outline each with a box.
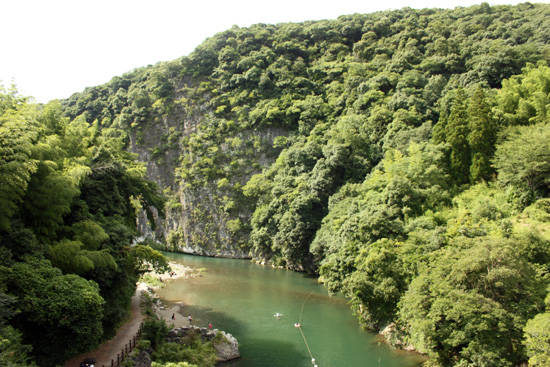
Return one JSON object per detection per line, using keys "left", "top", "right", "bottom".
{"left": 64, "top": 262, "right": 194, "bottom": 367}
{"left": 63, "top": 284, "right": 146, "bottom": 367}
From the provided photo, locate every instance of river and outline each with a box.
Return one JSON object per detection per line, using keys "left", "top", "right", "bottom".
{"left": 155, "top": 253, "right": 424, "bottom": 367}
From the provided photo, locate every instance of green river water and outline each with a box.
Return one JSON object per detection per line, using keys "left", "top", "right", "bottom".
{"left": 156, "top": 253, "right": 424, "bottom": 367}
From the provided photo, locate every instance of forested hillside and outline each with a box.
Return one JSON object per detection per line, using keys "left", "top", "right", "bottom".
{"left": 3, "top": 2, "right": 550, "bottom": 366}
{"left": 0, "top": 88, "right": 169, "bottom": 365}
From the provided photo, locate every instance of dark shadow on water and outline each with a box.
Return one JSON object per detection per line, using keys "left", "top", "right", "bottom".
{"left": 217, "top": 337, "right": 308, "bottom": 367}
{"left": 162, "top": 253, "right": 425, "bottom": 367}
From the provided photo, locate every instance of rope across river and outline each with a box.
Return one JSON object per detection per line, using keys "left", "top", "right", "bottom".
{"left": 295, "top": 291, "right": 318, "bottom": 367}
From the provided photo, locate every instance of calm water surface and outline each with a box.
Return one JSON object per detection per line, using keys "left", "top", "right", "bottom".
{"left": 156, "top": 253, "right": 423, "bottom": 367}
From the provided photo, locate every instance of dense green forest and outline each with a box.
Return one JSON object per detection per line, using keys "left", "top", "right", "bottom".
{"left": 3, "top": 2, "right": 550, "bottom": 366}
{"left": 0, "top": 86, "right": 169, "bottom": 365}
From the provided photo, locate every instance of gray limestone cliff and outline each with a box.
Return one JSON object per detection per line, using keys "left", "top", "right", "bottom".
{"left": 128, "top": 89, "right": 285, "bottom": 258}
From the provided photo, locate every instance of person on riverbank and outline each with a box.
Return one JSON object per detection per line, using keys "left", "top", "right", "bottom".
{"left": 188, "top": 315, "right": 193, "bottom": 324}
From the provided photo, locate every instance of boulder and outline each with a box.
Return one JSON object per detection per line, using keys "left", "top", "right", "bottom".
{"left": 129, "top": 350, "right": 152, "bottom": 367}
{"left": 167, "top": 326, "right": 240, "bottom": 361}
{"left": 380, "top": 323, "right": 416, "bottom": 351}
{"left": 212, "top": 331, "right": 240, "bottom": 362}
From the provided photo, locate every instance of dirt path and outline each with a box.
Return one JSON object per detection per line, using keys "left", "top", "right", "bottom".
{"left": 64, "top": 285, "right": 146, "bottom": 367}
{"left": 64, "top": 262, "right": 195, "bottom": 367}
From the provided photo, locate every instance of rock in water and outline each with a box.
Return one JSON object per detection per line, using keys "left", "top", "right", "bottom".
{"left": 213, "top": 331, "right": 240, "bottom": 362}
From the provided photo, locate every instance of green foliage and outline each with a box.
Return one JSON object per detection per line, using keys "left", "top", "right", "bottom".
{"left": 142, "top": 318, "right": 170, "bottom": 350}
{"left": 523, "top": 199, "right": 550, "bottom": 224}
{"left": 1, "top": 258, "right": 105, "bottom": 366}
{"left": 21, "top": 162, "right": 80, "bottom": 241}
{"left": 314, "top": 143, "right": 451, "bottom": 327}
{"left": 152, "top": 329, "right": 217, "bottom": 367}
{"left": 468, "top": 85, "right": 498, "bottom": 182}
{"left": 140, "top": 274, "right": 165, "bottom": 289}
{"left": 524, "top": 312, "right": 550, "bottom": 367}
{"left": 0, "top": 84, "right": 166, "bottom": 365}
{"left": 494, "top": 123, "right": 550, "bottom": 201}
{"left": 0, "top": 324, "right": 38, "bottom": 367}
{"left": 4, "top": 3, "right": 550, "bottom": 366}
{"left": 399, "top": 237, "right": 547, "bottom": 367}
{"left": 345, "top": 239, "right": 410, "bottom": 329}
{"left": 0, "top": 294, "right": 37, "bottom": 367}
{"left": 443, "top": 88, "right": 471, "bottom": 184}
{"left": 130, "top": 244, "right": 170, "bottom": 274}
{"left": 0, "top": 91, "right": 39, "bottom": 232}
{"left": 70, "top": 220, "right": 109, "bottom": 250}
{"left": 0, "top": 219, "right": 45, "bottom": 262}
{"left": 48, "top": 240, "right": 95, "bottom": 275}
{"left": 151, "top": 362, "right": 199, "bottom": 367}
{"left": 497, "top": 62, "right": 550, "bottom": 126}
{"left": 136, "top": 338, "right": 152, "bottom": 352}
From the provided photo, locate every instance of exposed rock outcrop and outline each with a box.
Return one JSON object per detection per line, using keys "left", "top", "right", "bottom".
{"left": 127, "top": 104, "right": 285, "bottom": 258}
{"left": 127, "top": 349, "right": 152, "bottom": 367}
{"left": 379, "top": 323, "right": 416, "bottom": 352}
{"left": 167, "top": 326, "right": 240, "bottom": 362}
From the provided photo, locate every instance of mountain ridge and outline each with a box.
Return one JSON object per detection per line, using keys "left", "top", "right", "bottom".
{"left": 56, "top": 3, "right": 550, "bottom": 365}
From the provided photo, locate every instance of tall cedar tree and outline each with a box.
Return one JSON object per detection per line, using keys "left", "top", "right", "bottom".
{"left": 468, "top": 85, "right": 498, "bottom": 183}
{"left": 446, "top": 88, "right": 471, "bottom": 185}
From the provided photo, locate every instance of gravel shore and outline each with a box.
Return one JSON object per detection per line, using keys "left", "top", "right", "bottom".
{"left": 139, "top": 261, "right": 200, "bottom": 328}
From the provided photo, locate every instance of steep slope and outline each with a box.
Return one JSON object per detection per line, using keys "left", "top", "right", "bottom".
{"left": 62, "top": 3, "right": 550, "bottom": 259}
{"left": 58, "top": 4, "right": 550, "bottom": 366}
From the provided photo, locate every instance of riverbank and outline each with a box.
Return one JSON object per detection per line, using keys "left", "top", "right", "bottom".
{"left": 155, "top": 252, "right": 426, "bottom": 367}
{"left": 141, "top": 260, "right": 240, "bottom": 362}
{"left": 140, "top": 260, "right": 202, "bottom": 328}
{"left": 141, "top": 260, "right": 201, "bottom": 286}
{"left": 63, "top": 260, "right": 213, "bottom": 367}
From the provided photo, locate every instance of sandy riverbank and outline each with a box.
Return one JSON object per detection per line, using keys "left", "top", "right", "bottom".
{"left": 139, "top": 261, "right": 203, "bottom": 329}
{"left": 143, "top": 261, "right": 198, "bottom": 284}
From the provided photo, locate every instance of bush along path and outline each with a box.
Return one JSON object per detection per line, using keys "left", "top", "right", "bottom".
{"left": 63, "top": 261, "right": 240, "bottom": 367}
{"left": 63, "top": 262, "right": 190, "bottom": 367}
{"left": 63, "top": 285, "right": 146, "bottom": 367}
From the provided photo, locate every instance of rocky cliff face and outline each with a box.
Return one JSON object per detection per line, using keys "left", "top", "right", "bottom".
{"left": 130, "top": 112, "right": 182, "bottom": 243}
{"left": 128, "top": 95, "right": 285, "bottom": 258}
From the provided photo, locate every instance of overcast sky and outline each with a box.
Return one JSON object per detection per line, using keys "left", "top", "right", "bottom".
{"left": 0, "top": 0, "right": 543, "bottom": 103}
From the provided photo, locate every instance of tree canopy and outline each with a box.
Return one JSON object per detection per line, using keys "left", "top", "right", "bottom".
{"left": 0, "top": 86, "right": 167, "bottom": 366}
{"left": 4, "top": 3, "right": 550, "bottom": 366}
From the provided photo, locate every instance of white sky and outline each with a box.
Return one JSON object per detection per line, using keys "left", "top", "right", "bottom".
{"left": 0, "top": 0, "right": 543, "bottom": 103}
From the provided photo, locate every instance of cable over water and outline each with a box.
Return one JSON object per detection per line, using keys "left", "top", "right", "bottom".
{"left": 299, "top": 291, "right": 313, "bottom": 324}
{"left": 298, "top": 326, "right": 314, "bottom": 360}
{"left": 296, "top": 291, "right": 318, "bottom": 366}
